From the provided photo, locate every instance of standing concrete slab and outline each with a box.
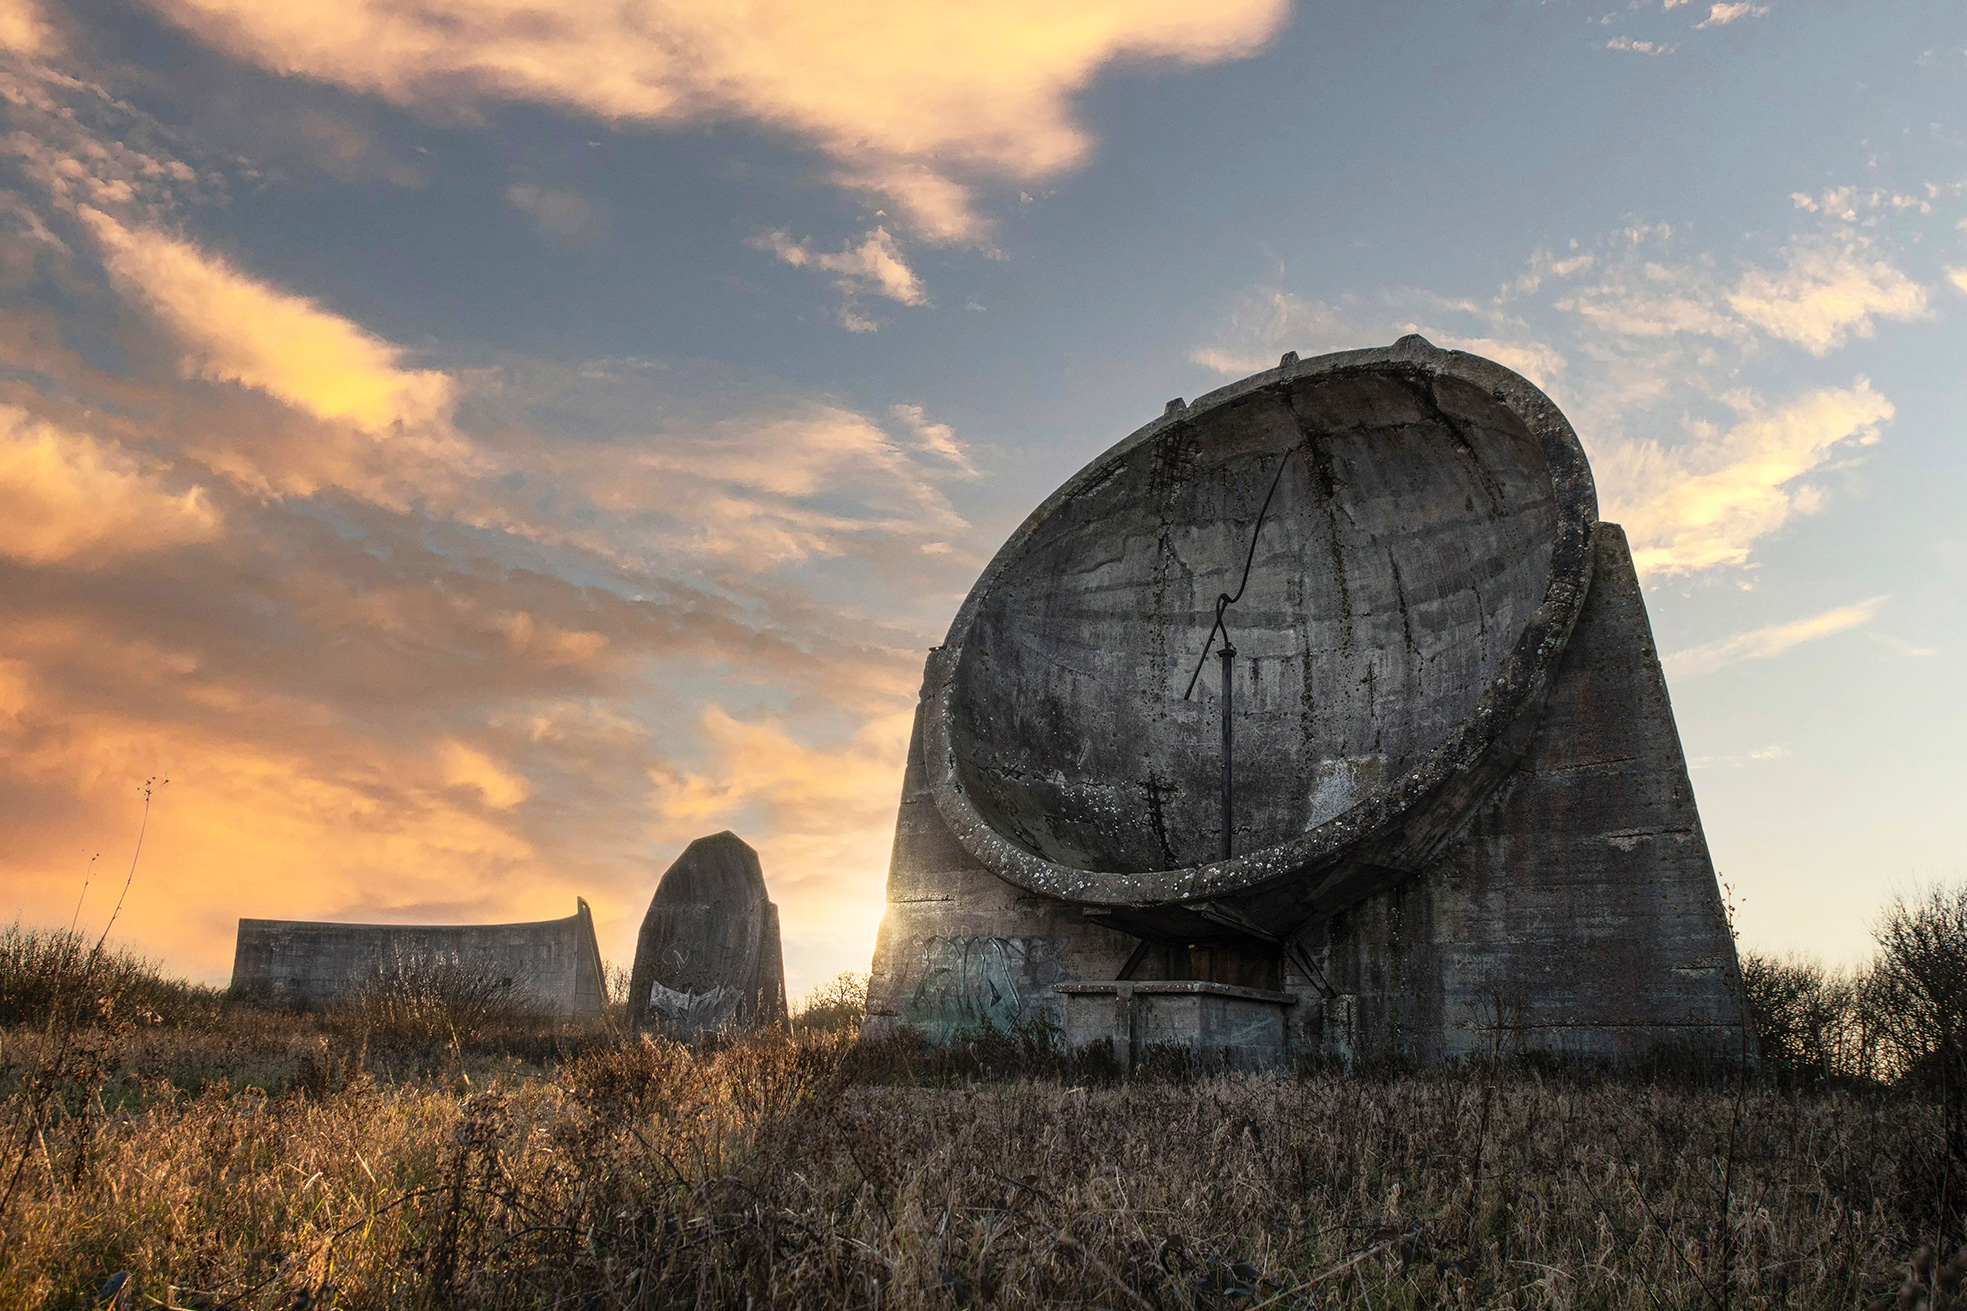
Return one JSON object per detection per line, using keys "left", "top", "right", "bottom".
{"left": 230, "top": 900, "right": 606, "bottom": 1016}
{"left": 627, "top": 831, "right": 789, "bottom": 1037}
{"left": 864, "top": 338, "right": 1749, "bottom": 1067}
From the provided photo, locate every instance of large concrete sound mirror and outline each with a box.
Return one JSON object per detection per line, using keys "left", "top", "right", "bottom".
{"left": 863, "top": 336, "right": 1750, "bottom": 1068}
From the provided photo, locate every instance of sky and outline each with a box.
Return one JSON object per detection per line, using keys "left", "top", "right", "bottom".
{"left": 1, "top": 0, "right": 1963, "bottom": 998}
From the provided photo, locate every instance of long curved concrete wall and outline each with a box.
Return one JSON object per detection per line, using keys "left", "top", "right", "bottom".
{"left": 230, "top": 899, "right": 606, "bottom": 1016}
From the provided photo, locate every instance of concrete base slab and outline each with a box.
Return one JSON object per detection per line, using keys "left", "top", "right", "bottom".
{"left": 1056, "top": 981, "right": 1294, "bottom": 1070}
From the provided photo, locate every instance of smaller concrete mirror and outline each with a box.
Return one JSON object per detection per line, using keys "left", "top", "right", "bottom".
{"left": 628, "top": 831, "right": 789, "bottom": 1038}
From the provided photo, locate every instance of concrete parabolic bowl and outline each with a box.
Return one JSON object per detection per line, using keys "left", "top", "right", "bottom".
{"left": 922, "top": 336, "right": 1600, "bottom": 944}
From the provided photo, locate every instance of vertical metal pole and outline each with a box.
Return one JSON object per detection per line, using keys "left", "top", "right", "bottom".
{"left": 1219, "top": 641, "right": 1235, "bottom": 860}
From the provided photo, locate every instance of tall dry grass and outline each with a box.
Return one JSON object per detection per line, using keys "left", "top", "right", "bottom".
{"left": 0, "top": 923, "right": 222, "bottom": 1031}
{"left": 11, "top": 886, "right": 1967, "bottom": 1308}
{"left": 0, "top": 1012, "right": 1953, "bottom": 1310}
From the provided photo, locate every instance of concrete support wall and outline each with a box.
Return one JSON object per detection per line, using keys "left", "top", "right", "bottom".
{"left": 230, "top": 900, "right": 607, "bottom": 1016}
{"left": 1293, "top": 524, "right": 1749, "bottom": 1064}
{"left": 865, "top": 713, "right": 1136, "bottom": 1039}
{"left": 865, "top": 523, "right": 1750, "bottom": 1065}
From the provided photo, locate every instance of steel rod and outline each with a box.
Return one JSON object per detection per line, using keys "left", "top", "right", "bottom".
{"left": 1219, "top": 642, "right": 1235, "bottom": 860}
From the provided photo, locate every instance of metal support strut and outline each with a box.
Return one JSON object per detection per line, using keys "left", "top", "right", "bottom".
{"left": 1219, "top": 640, "right": 1235, "bottom": 860}
{"left": 1185, "top": 447, "right": 1298, "bottom": 863}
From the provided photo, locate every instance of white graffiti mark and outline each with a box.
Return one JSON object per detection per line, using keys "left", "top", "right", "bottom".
{"left": 648, "top": 981, "right": 742, "bottom": 1033}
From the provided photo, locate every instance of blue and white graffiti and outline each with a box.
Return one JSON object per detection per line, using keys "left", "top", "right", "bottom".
{"left": 899, "top": 936, "right": 1027, "bottom": 1039}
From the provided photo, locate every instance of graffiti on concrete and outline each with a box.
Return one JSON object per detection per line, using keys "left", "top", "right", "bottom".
{"left": 647, "top": 981, "right": 743, "bottom": 1034}
{"left": 899, "top": 936, "right": 1026, "bottom": 1039}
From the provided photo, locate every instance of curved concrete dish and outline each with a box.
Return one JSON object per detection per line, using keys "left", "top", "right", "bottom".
{"left": 923, "top": 336, "right": 1599, "bottom": 927}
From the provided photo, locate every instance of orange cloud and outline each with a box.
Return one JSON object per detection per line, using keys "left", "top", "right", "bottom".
{"left": 438, "top": 739, "right": 530, "bottom": 810}
{"left": 0, "top": 347, "right": 942, "bottom": 986}
{"left": 0, "top": 405, "right": 220, "bottom": 563}
{"left": 0, "top": 0, "right": 53, "bottom": 54}
{"left": 81, "top": 208, "right": 454, "bottom": 434}
{"left": 0, "top": 674, "right": 546, "bottom": 981}
{"left": 141, "top": 0, "right": 1291, "bottom": 242}
{"left": 1600, "top": 381, "right": 1893, "bottom": 576}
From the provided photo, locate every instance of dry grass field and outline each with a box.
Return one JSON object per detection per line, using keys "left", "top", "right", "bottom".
{"left": 0, "top": 1002, "right": 1955, "bottom": 1307}
{"left": 8, "top": 916, "right": 1967, "bottom": 1309}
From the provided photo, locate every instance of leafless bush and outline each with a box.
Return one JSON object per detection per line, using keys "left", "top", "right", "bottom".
{"left": 603, "top": 960, "right": 633, "bottom": 1010}
{"left": 1741, "top": 949, "right": 1876, "bottom": 1083}
{"left": 1867, "top": 886, "right": 1967, "bottom": 1091}
{"left": 792, "top": 970, "right": 868, "bottom": 1034}
{"left": 1860, "top": 885, "right": 1967, "bottom": 1238}
{"left": 335, "top": 952, "right": 541, "bottom": 1047}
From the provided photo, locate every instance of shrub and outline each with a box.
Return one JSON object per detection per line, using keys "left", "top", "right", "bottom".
{"left": 0, "top": 922, "right": 219, "bottom": 1030}
{"left": 334, "top": 951, "right": 542, "bottom": 1047}
{"left": 791, "top": 970, "right": 867, "bottom": 1034}
{"left": 1741, "top": 949, "right": 1874, "bottom": 1083}
{"left": 1866, "top": 886, "right": 1967, "bottom": 1091}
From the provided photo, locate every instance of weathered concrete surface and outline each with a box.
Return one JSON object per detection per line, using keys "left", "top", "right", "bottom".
{"left": 1056, "top": 982, "right": 1293, "bottom": 1071}
{"left": 866, "top": 711, "right": 1131, "bottom": 1041}
{"left": 865, "top": 339, "right": 1749, "bottom": 1066}
{"left": 230, "top": 901, "right": 605, "bottom": 1015}
{"left": 923, "top": 336, "right": 1597, "bottom": 939}
{"left": 627, "top": 831, "right": 789, "bottom": 1037}
{"left": 1291, "top": 523, "right": 1749, "bottom": 1064}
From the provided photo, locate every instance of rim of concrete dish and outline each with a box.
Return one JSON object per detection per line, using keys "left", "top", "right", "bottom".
{"left": 922, "top": 335, "right": 1601, "bottom": 909}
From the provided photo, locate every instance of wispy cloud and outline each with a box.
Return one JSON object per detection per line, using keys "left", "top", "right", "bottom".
{"left": 1191, "top": 204, "right": 1936, "bottom": 584}
{"left": 81, "top": 210, "right": 455, "bottom": 436}
{"left": 506, "top": 184, "right": 602, "bottom": 244}
{"left": 1687, "top": 745, "right": 1789, "bottom": 769}
{"left": 1552, "top": 229, "right": 1929, "bottom": 356}
{"left": 1190, "top": 285, "right": 1573, "bottom": 394}
{"left": 1189, "top": 293, "right": 1370, "bottom": 374}
{"left": 1726, "top": 237, "right": 1930, "bottom": 354}
{"left": 1695, "top": 2, "right": 1770, "bottom": 29}
{"left": 758, "top": 227, "right": 927, "bottom": 330}
{"left": 1870, "top": 632, "right": 1938, "bottom": 658}
{"left": 142, "top": 0, "right": 1290, "bottom": 246}
{"left": 1600, "top": 382, "right": 1893, "bottom": 575}
{"left": 1606, "top": 36, "right": 1675, "bottom": 55}
{"left": 1662, "top": 597, "right": 1886, "bottom": 678}
{"left": 889, "top": 403, "right": 979, "bottom": 478}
